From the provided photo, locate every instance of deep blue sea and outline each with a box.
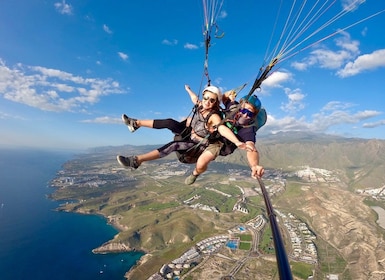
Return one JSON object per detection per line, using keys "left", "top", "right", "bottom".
{"left": 0, "top": 148, "right": 143, "bottom": 280}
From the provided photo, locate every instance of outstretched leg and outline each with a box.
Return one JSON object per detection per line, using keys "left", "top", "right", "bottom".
{"left": 116, "top": 149, "right": 160, "bottom": 169}
{"left": 122, "top": 114, "right": 187, "bottom": 135}
{"left": 117, "top": 140, "right": 196, "bottom": 170}
{"left": 122, "top": 114, "right": 157, "bottom": 132}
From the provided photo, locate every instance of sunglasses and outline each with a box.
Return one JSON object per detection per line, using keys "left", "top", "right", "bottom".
{"left": 239, "top": 108, "right": 255, "bottom": 118}
{"left": 203, "top": 95, "right": 217, "bottom": 104}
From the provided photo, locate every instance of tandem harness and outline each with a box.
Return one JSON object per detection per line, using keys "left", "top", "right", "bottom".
{"left": 174, "top": 108, "right": 220, "bottom": 164}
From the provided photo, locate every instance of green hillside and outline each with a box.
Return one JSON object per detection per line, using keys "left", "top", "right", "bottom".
{"left": 50, "top": 132, "right": 385, "bottom": 279}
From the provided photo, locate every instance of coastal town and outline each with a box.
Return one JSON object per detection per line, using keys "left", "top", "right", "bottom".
{"left": 147, "top": 211, "right": 318, "bottom": 280}
{"left": 50, "top": 158, "right": 342, "bottom": 279}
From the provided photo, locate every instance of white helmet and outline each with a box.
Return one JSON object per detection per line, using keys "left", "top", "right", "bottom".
{"left": 202, "top": 85, "right": 222, "bottom": 101}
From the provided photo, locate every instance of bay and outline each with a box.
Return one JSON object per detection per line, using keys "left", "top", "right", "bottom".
{"left": 0, "top": 148, "right": 143, "bottom": 280}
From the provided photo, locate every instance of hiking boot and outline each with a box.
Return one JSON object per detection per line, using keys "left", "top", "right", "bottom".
{"left": 122, "top": 114, "right": 139, "bottom": 133}
{"left": 116, "top": 155, "right": 140, "bottom": 169}
{"left": 185, "top": 173, "right": 199, "bottom": 185}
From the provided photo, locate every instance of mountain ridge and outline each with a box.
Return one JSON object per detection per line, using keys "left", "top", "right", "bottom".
{"left": 210, "top": 132, "right": 385, "bottom": 190}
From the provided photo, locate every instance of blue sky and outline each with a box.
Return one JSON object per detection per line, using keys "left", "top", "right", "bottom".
{"left": 1, "top": 0, "right": 384, "bottom": 150}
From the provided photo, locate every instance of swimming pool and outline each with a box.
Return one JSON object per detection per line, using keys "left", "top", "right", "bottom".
{"left": 226, "top": 240, "right": 238, "bottom": 249}
{"left": 238, "top": 226, "right": 246, "bottom": 231}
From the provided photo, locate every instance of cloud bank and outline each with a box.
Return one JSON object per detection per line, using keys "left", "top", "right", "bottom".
{"left": 0, "top": 59, "right": 125, "bottom": 112}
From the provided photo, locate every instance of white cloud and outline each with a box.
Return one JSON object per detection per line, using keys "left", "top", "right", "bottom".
{"left": 184, "top": 43, "right": 199, "bottom": 50}
{"left": 219, "top": 10, "right": 228, "bottom": 19}
{"left": 265, "top": 99, "right": 382, "bottom": 135}
{"left": 337, "top": 49, "right": 385, "bottom": 77}
{"left": 335, "top": 32, "right": 360, "bottom": 53}
{"left": 361, "top": 27, "right": 368, "bottom": 37}
{"left": 54, "top": 0, "right": 73, "bottom": 15}
{"left": 265, "top": 115, "right": 310, "bottom": 134}
{"left": 0, "top": 59, "right": 124, "bottom": 112}
{"left": 162, "top": 39, "right": 178, "bottom": 46}
{"left": 213, "top": 77, "right": 223, "bottom": 86}
{"left": 363, "top": 119, "right": 385, "bottom": 128}
{"left": 81, "top": 116, "right": 121, "bottom": 124}
{"left": 354, "top": 110, "right": 382, "bottom": 119}
{"left": 280, "top": 88, "right": 306, "bottom": 113}
{"left": 310, "top": 111, "right": 355, "bottom": 131}
{"left": 118, "top": 52, "right": 129, "bottom": 61}
{"left": 0, "top": 111, "right": 24, "bottom": 120}
{"left": 291, "top": 31, "right": 360, "bottom": 71}
{"left": 312, "top": 33, "right": 359, "bottom": 69}
{"left": 341, "top": 0, "right": 366, "bottom": 12}
{"left": 290, "top": 61, "right": 308, "bottom": 71}
{"left": 263, "top": 71, "right": 292, "bottom": 87}
{"left": 322, "top": 101, "right": 355, "bottom": 111}
{"left": 309, "top": 48, "right": 348, "bottom": 69}
{"left": 310, "top": 108, "right": 380, "bottom": 132}
{"left": 103, "top": 24, "right": 112, "bottom": 34}
{"left": 0, "top": 111, "right": 9, "bottom": 119}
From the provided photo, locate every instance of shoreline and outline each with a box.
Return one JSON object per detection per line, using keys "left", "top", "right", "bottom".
{"left": 56, "top": 205, "right": 148, "bottom": 278}
{"left": 57, "top": 206, "right": 146, "bottom": 252}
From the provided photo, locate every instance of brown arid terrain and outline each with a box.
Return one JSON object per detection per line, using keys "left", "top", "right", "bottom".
{"left": 50, "top": 133, "right": 385, "bottom": 280}
{"left": 123, "top": 180, "right": 385, "bottom": 280}
{"left": 180, "top": 250, "right": 279, "bottom": 279}
{"left": 279, "top": 183, "right": 385, "bottom": 280}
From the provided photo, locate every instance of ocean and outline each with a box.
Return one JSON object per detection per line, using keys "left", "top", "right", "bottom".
{"left": 0, "top": 148, "right": 143, "bottom": 280}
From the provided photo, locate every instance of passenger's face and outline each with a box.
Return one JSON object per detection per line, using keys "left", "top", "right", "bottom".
{"left": 202, "top": 92, "right": 217, "bottom": 108}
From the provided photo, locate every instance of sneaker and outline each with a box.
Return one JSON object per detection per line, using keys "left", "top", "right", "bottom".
{"left": 122, "top": 114, "right": 139, "bottom": 133}
{"left": 185, "top": 173, "right": 198, "bottom": 185}
{"left": 116, "top": 155, "right": 140, "bottom": 169}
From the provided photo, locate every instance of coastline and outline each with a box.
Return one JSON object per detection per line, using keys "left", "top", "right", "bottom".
{"left": 57, "top": 206, "right": 145, "bottom": 251}
{"left": 124, "top": 253, "right": 153, "bottom": 279}
{"left": 56, "top": 204, "right": 148, "bottom": 277}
